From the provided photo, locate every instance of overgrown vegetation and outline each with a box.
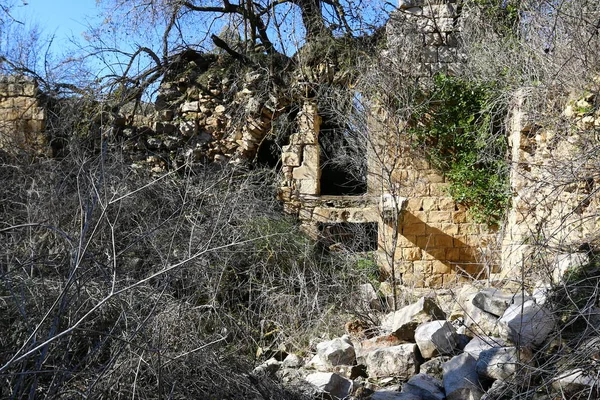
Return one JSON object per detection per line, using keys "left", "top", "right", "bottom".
{"left": 409, "top": 74, "right": 509, "bottom": 224}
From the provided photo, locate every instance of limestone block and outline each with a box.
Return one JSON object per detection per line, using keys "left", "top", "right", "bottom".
{"left": 475, "top": 346, "right": 532, "bottom": 381}
{"left": 181, "top": 101, "right": 200, "bottom": 112}
{"left": 316, "top": 335, "right": 356, "bottom": 367}
{"left": 497, "top": 300, "right": 556, "bottom": 347}
{"left": 381, "top": 297, "right": 446, "bottom": 341}
{"left": 401, "top": 374, "right": 445, "bottom": 400}
{"left": 423, "top": 4, "right": 458, "bottom": 18}
{"left": 363, "top": 344, "right": 420, "bottom": 379}
{"left": 552, "top": 252, "right": 590, "bottom": 283}
{"left": 296, "top": 178, "right": 319, "bottom": 195}
{"left": 472, "top": 288, "right": 532, "bottom": 317}
{"left": 442, "top": 353, "right": 484, "bottom": 400}
{"left": 420, "top": 356, "right": 451, "bottom": 380}
{"left": 305, "top": 372, "right": 353, "bottom": 399}
{"left": 415, "top": 320, "right": 459, "bottom": 358}
{"left": 282, "top": 151, "right": 301, "bottom": 167}
{"left": 551, "top": 369, "right": 599, "bottom": 396}
{"left": 463, "top": 336, "right": 507, "bottom": 359}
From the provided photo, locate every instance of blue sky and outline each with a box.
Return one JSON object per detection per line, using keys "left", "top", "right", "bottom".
{"left": 14, "top": 0, "right": 100, "bottom": 49}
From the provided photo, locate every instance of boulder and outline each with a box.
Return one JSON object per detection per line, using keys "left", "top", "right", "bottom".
{"left": 463, "top": 336, "right": 507, "bottom": 360}
{"left": 316, "top": 335, "right": 356, "bottom": 367}
{"left": 472, "top": 288, "right": 531, "bottom": 317}
{"left": 443, "top": 353, "right": 484, "bottom": 400}
{"left": 305, "top": 372, "right": 353, "bottom": 399}
{"left": 252, "top": 357, "right": 281, "bottom": 376}
{"left": 415, "top": 320, "right": 459, "bottom": 358}
{"left": 551, "top": 369, "right": 599, "bottom": 397}
{"left": 282, "top": 353, "right": 303, "bottom": 368}
{"left": 401, "top": 373, "right": 445, "bottom": 400}
{"left": 355, "top": 283, "right": 382, "bottom": 310}
{"left": 553, "top": 252, "right": 590, "bottom": 283}
{"left": 371, "top": 390, "right": 419, "bottom": 400}
{"left": 497, "top": 300, "right": 556, "bottom": 347}
{"left": 364, "top": 344, "right": 420, "bottom": 379}
{"left": 420, "top": 356, "right": 451, "bottom": 380}
{"left": 475, "top": 346, "right": 532, "bottom": 381}
{"left": 356, "top": 334, "right": 405, "bottom": 361}
{"left": 451, "top": 287, "right": 500, "bottom": 337}
{"left": 381, "top": 297, "right": 446, "bottom": 341}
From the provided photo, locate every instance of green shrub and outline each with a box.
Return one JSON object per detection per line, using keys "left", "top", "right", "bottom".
{"left": 409, "top": 73, "right": 510, "bottom": 224}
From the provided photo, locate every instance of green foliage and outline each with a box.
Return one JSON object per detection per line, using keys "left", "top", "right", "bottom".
{"left": 355, "top": 255, "right": 380, "bottom": 285}
{"left": 409, "top": 74, "right": 509, "bottom": 224}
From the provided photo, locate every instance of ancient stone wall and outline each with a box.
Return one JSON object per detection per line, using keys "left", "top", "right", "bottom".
{"left": 0, "top": 76, "right": 46, "bottom": 155}
{"left": 501, "top": 89, "right": 600, "bottom": 280}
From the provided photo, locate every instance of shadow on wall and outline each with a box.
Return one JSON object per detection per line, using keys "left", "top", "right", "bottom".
{"left": 392, "top": 211, "right": 487, "bottom": 283}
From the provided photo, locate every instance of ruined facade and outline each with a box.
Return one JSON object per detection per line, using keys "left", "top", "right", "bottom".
{"left": 0, "top": 76, "right": 46, "bottom": 155}
{"left": 2, "top": 1, "right": 599, "bottom": 288}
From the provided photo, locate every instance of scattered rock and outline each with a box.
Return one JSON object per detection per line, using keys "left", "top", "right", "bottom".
{"left": 282, "top": 353, "right": 303, "bottom": 368}
{"left": 551, "top": 369, "right": 599, "bottom": 397}
{"left": 357, "top": 335, "right": 405, "bottom": 361}
{"left": 420, "top": 356, "right": 451, "bottom": 380}
{"left": 401, "top": 373, "right": 445, "bottom": 400}
{"left": 472, "top": 288, "right": 531, "bottom": 317}
{"left": 475, "top": 346, "right": 532, "bottom": 381}
{"left": 252, "top": 357, "right": 281, "bottom": 376}
{"left": 497, "top": 300, "right": 556, "bottom": 347}
{"left": 463, "top": 336, "right": 507, "bottom": 359}
{"left": 364, "top": 344, "right": 420, "bottom": 379}
{"left": 316, "top": 335, "right": 356, "bottom": 367}
{"left": 552, "top": 252, "right": 590, "bottom": 283}
{"left": 415, "top": 320, "right": 459, "bottom": 358}
{"left": 304, "top": 372, "right": 353, "bottom": 399}
{"left": 442, "top": 353, "right": 484, "bottom": 400}
{"left": 381, "top": 297, "right": 446, "bottom": 341}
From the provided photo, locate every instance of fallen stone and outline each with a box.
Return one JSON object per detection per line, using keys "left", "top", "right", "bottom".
{"left": 357, "top": 334, "right": 405, "bottom": 361}
{"left": 282, "top": 353, "right": 303, "bottom": 368}
{"left": 476, "top": 346, "right": 532, "bottom": 381}
{"left": 497, "top": 300, "right": 556, "bottom": 347}
{"left": 401, "top": 373, "right": 445, "bottom": 400}
{"left": 305, "top": 372, "right": 353, "bottom": 399}
{"left": 364, "top": 344, "right": 420, "bottom": 379}
{"left": 551, "top": 369, "right": 599, "bottom": 397}
{"left": 463, "top": 336, "right": 507, "bottom": 359}
{"left": 355, "top": 283, "right": 382, "bottom": 311}
{"left": 443, "top": 353, "right": 484, "bottom": 400}
{"left": 381, "top": 297, "right": 446, "bottom": 341}
{"left": 252, "top": 357, "right": 281, "bottom": 376}
{"left": 472, "top": 288, "right": 532, "bottom": 317}
{"left": 420, "top": 356, "right": 450, "bottom": 380}
{"left": 316, "top": 335, "right": 356, "bottom": 367}
{"left": 415, "top": 320, "right": 459, "bottom": 358}
{"left": 553, "top": 252, "right": 590, "bottom": 283}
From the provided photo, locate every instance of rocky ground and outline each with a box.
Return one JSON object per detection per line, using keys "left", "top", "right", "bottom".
{"left": 251, "top": 252, "right": 600, "bottom": 399}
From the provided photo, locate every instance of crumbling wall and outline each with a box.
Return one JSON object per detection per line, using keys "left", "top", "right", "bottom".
{"left": 0, "top": 76, "right": 46, "bottom": 155}
{"left": 502, "top": 89, "right": 600, "bottom": 279}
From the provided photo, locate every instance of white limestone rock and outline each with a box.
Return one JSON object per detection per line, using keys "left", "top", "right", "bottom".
{"left": 305, "top": 372, "right": 352, "bottom": 399}
{"left": 415, "top": 320, "right": 459, "bottom": 358}
{"left": 316, "top": 335, "right": 356, "bottom": 367}
{"left": 463, "top": 336, "right": 507, "bottom": 360}
{"left": 497, "top": 300, "right": 556, "bottom": 347}
{"left": 442, "top": 353, "right": 484, "bottom": 400}
{"left": 472, "top": 288, "right": 531, "bottom": 317}
{"left": 364, "top": 344, "right": 420, "bottom": 379}
{"left": 475, "top": 346, "right": 532, "bottom": 381}
{"left": 401, "top": 373, "right": 445, "bottom": 400}
{"left": 381, "top": 297, "right": 446, "bottom": 341}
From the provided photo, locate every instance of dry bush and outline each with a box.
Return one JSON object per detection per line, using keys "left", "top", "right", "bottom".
{"left": 0, "top": 126, "right": 368, "bottom": 398}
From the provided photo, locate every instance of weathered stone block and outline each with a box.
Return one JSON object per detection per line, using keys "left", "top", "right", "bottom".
{"left": 381, "top": 297, "right": 446, "bottom": 340}
{"left": 415, "top": 320, "right": 459, "bottom": 358}
{"left": 363, "top": 344, "right": 420, "bottom": 379}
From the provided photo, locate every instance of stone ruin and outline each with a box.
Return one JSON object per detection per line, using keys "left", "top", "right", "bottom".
{"left": 1, "top": 0, "right": 599, "bottom": 288}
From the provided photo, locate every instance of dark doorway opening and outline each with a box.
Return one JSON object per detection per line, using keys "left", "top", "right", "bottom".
{"left": 318, "top": 114, "right": 367, "bottom": 196}
{"left": 318, "top": 222, "right": 378, "bottom": 253}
